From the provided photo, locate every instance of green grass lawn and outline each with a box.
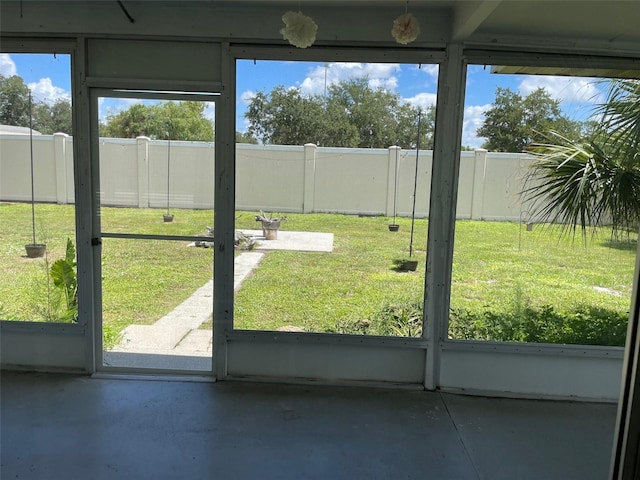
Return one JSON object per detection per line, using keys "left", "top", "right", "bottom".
{"left": 449, "top": 221, "right": 634, "bottom": 345}
{"left": 233, "top": 214, "right": 635, "bottom": 345}
{"left": 233, "top": 212, "right": 428, "bottom": 333}
{"left": 1, "top": 202, "right": 636, "bottom": 347}
{"left": 0, "top": 202, "right": 214, "bottom": 346}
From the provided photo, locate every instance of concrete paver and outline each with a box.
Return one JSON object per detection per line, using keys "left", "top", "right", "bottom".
{"left": 240, "top": 230, "right": 334, "bottom": 252}
{"left": 112, "top": 325, "right": 192, "bottom": 353}
{"left": 173, "top": 329, "right": 212, "bottom": 357}
{"left": 108, "top": 231, "right": 332, "bottom": 359}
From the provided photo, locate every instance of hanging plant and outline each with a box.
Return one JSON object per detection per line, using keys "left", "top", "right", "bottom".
{"left": 389, "top": 146, "right": 400, "bottom": 232}
{"left": 163, "top": 126, "right": 174, "bottom": 222}
{"left": 393, "top": 111, "right": 422, "bottom": 273}
{"left": 408, "top": 110, "right": 422, "bottom": 257}
{"left": 25, "top": 90, "right": 46, "bottom": 258}
{"left": 280, "top": 11, "right": 318, "bottom": 48}
{"left": 392, "top": 12, "right": 420, "bottom": 45}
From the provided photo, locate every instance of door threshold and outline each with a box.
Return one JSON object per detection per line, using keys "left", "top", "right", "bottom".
{"left": 92, "top": 372, "right": 216, "bottom": 383}
{"left": 102, "top": 350, "right": 212, "bottom": 372}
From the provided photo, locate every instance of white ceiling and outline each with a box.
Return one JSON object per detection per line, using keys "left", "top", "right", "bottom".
{"left": 236, "top": 0, "right": 640, "bottom": 53}
{"left": 2, "top": 0, "right": 640, "bottom": 58}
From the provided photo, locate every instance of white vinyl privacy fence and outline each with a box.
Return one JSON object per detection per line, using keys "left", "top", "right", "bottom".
{"left": 0, "top": 134, "right": 535, "bottom": 221}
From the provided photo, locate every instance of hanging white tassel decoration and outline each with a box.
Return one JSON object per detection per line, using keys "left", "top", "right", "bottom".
{"left": 392, "top": 12, "right": 420, "bottom": 45}
{"left": 280, "top": 11, "right": 318, "bottom": 48}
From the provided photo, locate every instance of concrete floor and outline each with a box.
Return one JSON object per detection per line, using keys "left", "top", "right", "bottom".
{"left": 1, "top": 372, "right": 617, "bottom": 480}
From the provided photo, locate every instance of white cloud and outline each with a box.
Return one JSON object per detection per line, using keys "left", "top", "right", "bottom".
{"left": 0, "top": 54, "right": 17, "bottom": 76}
{"left": 203, "top": 101, "right": 215, "bottom": 122}
{"left": 27, "top": 77, "right": 70, "bottom": 104}
{"left": 404, "top": 92, "right": 437, "bottom": 111}
{"left": 462, "top": 104, "right": 491, "bottom": 148}
{"left": 415, "top": 63, "right": 439, "bottom": 80}
{"left": 240, "top": 89, "right": 256, "bottom": 105}
{"left": 369, "top": 76, "right": 398, "bottom": 90}
{"left": 299, "top": 62, "right": 401, "bottom": 96}
{"left": 97, "top": 97, "right": 106, "bottom": 118}
{"left": 518, "top": 75, "right": 604, "bottom": 104}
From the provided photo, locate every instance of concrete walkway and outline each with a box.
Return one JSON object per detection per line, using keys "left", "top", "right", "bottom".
{"left": 108, "top": 231, "right": 333, "bottom": 359}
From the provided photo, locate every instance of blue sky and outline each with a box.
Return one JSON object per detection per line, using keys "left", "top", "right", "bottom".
{"left": 1, "top": 53, "right": 605, "bottom": 148}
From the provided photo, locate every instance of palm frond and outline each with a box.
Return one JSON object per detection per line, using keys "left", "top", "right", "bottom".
{"left": 597, "top": 79, "right": 640, "bottom": 164}
{"left": 523, "top": 131, "right": 640, "bottom": 239}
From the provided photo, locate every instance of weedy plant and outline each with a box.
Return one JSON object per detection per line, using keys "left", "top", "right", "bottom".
{"left": 34, "top": 237, "right": 78, "bottom": 323}
{"left": 50, "top": 238, "right": 78, "bottom": 322}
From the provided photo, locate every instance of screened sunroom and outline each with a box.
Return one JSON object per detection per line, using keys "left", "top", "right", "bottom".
{"left": 1, "top": 1, "right": 640, "bottom": 478}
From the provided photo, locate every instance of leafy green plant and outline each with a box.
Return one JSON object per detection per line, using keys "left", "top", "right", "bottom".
{"left": 103, "top": 323, "right": 123, "bottom": 349}
{"left": 373, "top": 300, "right": 423, "bottom": 337}
{"left": 523, "top": 80, "right": 640, "bottom": 239}
{"left": 32, "top": 237, "right": 77, "bottom": 323}
{"left": 336, "top": 284, "right": 629, "bottom": 346}
{"left": 449, "top": 302, "right": 628, "bottom": 347}
{"left": 50, "top": 238, "right": 78, "bottom": 322}
{"left": 598, "top": 79, "right": 640, "bottom": 164}
{"left": 335, "top": 299, "right": 423, "bottom": 337}
{"left": 524, "top": 131, "right": 640, "bottom": 239}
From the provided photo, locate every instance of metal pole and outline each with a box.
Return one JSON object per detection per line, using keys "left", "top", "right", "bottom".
{"left": 393, "top": 147, "right": 399, "bottom": 224}
{"left": 29, "top": 91, "right": 36, "bottom": 245}
{"left": 323, "top": 62, "right": 328, "bottom": 100}
{"left": 166, "top": 132, "right": 171, "bottom": 215}
{"left": 409, "top": 111, "right": 422, "bottom": 257}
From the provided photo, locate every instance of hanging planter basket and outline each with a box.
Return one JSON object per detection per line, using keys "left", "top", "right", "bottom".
{"left": 162, "top": 128, "right": 174, "bottom": 223}
{"left": 393, "top": 258, "right": 418, "bottom": 272}
{"left": 392, "top": 111, "right": 422, "bottom": 272}
{"left": 25, "top": 243, "right": 46, "bottom": 258}
{"left": 389, "top": 146, "right": 400, "bottom": 233}
{"left": 25, "top": 91, "right": 45, "bottom": 259}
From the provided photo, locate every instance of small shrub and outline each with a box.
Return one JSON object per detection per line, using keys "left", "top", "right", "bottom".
{"left": 333, "top": 318, "right": 372, "bottom": 335}
{"left": 335, "top": 300, "right": 423, "bottom": 337}
{"left": 103, "top": 323, "right": 123, "bottom": 349}
{"left": 371, "top": 300, "right": 423, "bottom": 336}
{"left": 338, "top": 291, "right": 630, "bottom": 346}
{"left": 448, "top": 304, "right": 628, "bottom": 347}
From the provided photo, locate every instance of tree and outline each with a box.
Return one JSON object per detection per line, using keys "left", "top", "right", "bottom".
{"left": 478, "top": 87, "right": 583, "bottom": 152}
{"left": 0, "top": 74, "right": 72, "bottom": 134}
{"left": 33, "top": 98, "right": 72, "bottom": 135}
{"left": 236, "top": 131, "right": 258, "bottom": 144}
{"left": 394, "top": 102, "right": 435, "bottom": 149}
{"left": 0, "top": 74, "right": 31, "bottom": 127}
{"left": 100, "top": 101, "right": 214, "bottom": 141}
{"left": 326, "top": 77, "right": 434, "bottom": 149}
{"left": 245, "top": 78, "right": 434, "bottom": 149}
{"left": 600, "top": 79, "right": 640, "bottom": 164}
{"left": 522, "top": 79, "right": 640, "bottom": 238}
{"left": 245, "top": 87, "right": 334, "bottom": 146}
